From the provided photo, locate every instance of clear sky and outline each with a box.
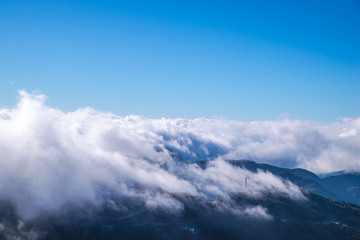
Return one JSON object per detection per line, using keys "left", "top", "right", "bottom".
{"left": 0, "top": 0, "right": 359, "bottom": 121}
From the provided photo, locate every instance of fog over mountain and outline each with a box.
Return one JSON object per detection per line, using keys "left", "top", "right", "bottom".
{"left": 0, "top": 91, "right": 359, "bottom": 221}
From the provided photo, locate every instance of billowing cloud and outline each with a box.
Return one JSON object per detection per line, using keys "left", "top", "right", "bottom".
{"left": 2, "top": 91, "right": 359, "bottom": 219}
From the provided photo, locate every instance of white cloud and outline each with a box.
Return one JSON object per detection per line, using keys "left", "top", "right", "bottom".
{"left": 3, "top": 91, "right": 359, "bottom": 219}
{"left": 243, "top": 205, "right": 273, "bottom": 220}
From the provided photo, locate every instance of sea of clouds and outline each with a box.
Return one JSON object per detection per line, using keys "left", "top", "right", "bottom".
{"left": 0, "top": 91, "right": 358, "bottom": 220}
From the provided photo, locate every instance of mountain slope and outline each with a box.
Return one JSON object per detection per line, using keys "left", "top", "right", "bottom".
{"left": 1, "top": 191, "right": 359, "bottom": 240}
{"left": 1, "top": 160, "right": 359, "bottom": 239}
{"left": 226, "top": 160, "right": 360, "bottom": 205}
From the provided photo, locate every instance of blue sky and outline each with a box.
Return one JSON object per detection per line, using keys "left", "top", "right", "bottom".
{"left": 0, "top": 0, "right": 359, "bottom": 121}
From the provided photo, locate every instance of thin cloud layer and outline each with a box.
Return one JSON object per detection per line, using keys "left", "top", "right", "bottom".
{"left": 1, "top": 91, "right": 358, "bottom": 219}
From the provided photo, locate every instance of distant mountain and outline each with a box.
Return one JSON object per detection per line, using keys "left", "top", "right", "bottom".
{"left": 227, "top": 160, "right": 320, "bottom": 181}
{"left": 319, "top": 170, "right": 360, "bottom": 178}
{"left": 319, "top": 170, "right": 349, "bottom": 178}
{"left": 227, "top": 160, "right": 360, "bottom": 206}
{"left": 321, "top": 174, "right": 360, "bottom": 205}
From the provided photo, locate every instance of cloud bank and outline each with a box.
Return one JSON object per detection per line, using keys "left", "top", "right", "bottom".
{"left": 0, "top": 91, "right": 359, "bottom": 219}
